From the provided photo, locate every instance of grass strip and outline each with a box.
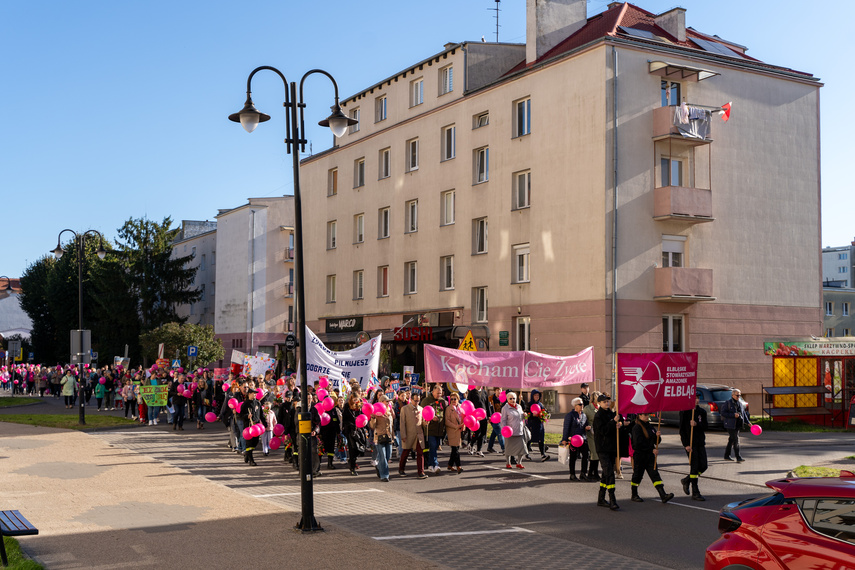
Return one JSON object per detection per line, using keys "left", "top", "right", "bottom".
{"left": 2, "top": 536, "right": 43, "bottom": 569}
{"left": 0, "top": 398, "right": 42, "bottom": 408}
{"left": 792, "top": 465, "right": 841, "bottom": 478}
{"left": 0, "top": 414, "right": 137, "bottom": 430}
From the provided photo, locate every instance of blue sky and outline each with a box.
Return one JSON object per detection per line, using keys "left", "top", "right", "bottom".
{"left": 0, "top": 0, "right": 850, "bottom": 278}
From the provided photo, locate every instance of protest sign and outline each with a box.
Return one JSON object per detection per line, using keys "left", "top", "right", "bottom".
{"left": 616, "top": 352, "right": 698, "bottom": 414}
{"left": 305, "top": 326, "right": 381, "bottom": 390}
{"left": 139, "top": 385, "right": 168, "bottom": 406}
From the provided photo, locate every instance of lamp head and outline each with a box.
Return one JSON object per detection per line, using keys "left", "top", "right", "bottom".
{"left": 228, "top": 96, "right": 271, "bottom": 133}
{"left": 319, "top": 105, "right": 358, "bottom": 138}
{"left": 96, "top": 244, "right": 107, "bottom": 260}
{"left": 52, "top": 243, "right": 64, "bottom": 260}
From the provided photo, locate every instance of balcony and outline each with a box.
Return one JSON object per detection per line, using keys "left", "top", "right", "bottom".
{"left": 653, "top": 105, "right": 712, "bottom": 146}
{"left": 653, "top": 186, "right": 713, "bottom": 223}
{"left": 654, "top": 267, "right": 715, "bottom": 302}
{"left": 283, "top": 248, "right": 294, "bottom": 262}
{"left": 284, "top": 282, "right": 294, "bottom": 298}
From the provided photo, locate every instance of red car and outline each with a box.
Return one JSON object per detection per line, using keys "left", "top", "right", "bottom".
{"left": 706, "top": 472, "right": 855, "bottom": 569}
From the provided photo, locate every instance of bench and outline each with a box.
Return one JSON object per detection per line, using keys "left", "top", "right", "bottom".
{"left": 0, "top": 510, "right": 38, "bottom": 567}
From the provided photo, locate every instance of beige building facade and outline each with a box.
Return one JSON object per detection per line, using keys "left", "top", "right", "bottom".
{"left": 300, "top": 1, "right": 822, "bottom": 411}
{"left": 172, "top": 220, "right": 217, "bottom": 327}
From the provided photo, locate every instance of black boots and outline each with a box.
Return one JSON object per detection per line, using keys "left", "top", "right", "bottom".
{"left": 247, "top": 450, "right": 257, "bottom": 466}
{"left": 631, "top": 486, "right": 644, "bottom": 502}
{"left": 657, "top": 485, "right": 674, "bottom": 504}
{"left": 681, "top": 476, "right": 691, "bottom": 496}
{"left": 244, "top": 451, "right": 250, "bottom": 463}
{"left": 569, "top": 468, "right": 578, "bottom": 482}
{"left": 327, "top": 456, "right": 337, "bottom": 469}
{"left": 608, "top": 489, "right": 620, "bottom": 511}
{"left": 597, "top": 486, "right": 608, "bottom": 507}
{"left": 691, "top": 479, "right": 705, "bottom": 501}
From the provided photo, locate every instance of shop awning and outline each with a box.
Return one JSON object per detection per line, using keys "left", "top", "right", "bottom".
{"left": 649, "top": 60, "right": 719, "bottom": 82}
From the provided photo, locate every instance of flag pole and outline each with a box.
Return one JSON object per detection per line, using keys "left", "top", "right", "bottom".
{"left": 615, "top": 390, "right": 621, "bottom": 478}
{"left": 688, "top": 421, "right": 695, "bottom": 467}
{"left": 654, "top": 409, "right": 661, "bottom": 469}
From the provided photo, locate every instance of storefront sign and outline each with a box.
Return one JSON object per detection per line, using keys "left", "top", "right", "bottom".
{"left": 326, "top": 317, "right": 363, "bottom": 333}
{"left": 764, "top": 340, "right": 855, "bottom": 357}
{"left": 617, "top": 352, "right": 698, "bottom": 414}
{"left": 394, "top": 326, "right": 434, "bottom": 342}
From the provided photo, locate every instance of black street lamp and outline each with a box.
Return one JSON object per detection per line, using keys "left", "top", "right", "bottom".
{"left": 229, "top": 66, "right": 356, "bottom": 533}
{"left": 52, "top": 229, "right": 107, "bottom": 425}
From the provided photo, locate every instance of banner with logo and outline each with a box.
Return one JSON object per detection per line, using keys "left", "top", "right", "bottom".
{"left": 423, "top": 344, "right": 594, "bottom": 390}
{"left": 616, "top": 352, "right": 698, "bottom": 414}
{"left": 305, "top": 326, "right": 381, "bottom": 391}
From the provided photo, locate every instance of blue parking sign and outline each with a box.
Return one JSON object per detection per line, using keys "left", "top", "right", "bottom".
{"left": 188, "top": 345, "right": 198, "bottom": 358}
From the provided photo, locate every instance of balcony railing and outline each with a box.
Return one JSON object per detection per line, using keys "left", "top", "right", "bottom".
{"left": 284, "top": 282, "right": 294, "bottom": 297}
{"left": 654, "top": 267, "right": 715, "bottom": 302}
{"left": 653, "top": 105, "right": 713, "bottom": 145}
{"left": 653, "top": 186, "right": 713, "bottom": 223}
{"left": 284, "top": 248, "right": 294, "bottom": 261}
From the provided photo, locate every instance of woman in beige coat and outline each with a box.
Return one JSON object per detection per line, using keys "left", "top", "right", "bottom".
{"left": 398, "top": 391, "right": 427, "bottom": 479}
{"left": 369, "top": 393, "right": 395, "bottom": 482}
{"left": 445, "top": 392, "right": 464, "bottom": 473}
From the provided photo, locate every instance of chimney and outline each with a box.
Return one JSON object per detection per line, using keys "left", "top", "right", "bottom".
{"left": 655, "top": 7, "right": 686, "bottom": 43}
{"left": 526, "top": 0, "right": 588, "bottom": 64}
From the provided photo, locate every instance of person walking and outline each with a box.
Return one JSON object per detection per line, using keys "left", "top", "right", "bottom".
{"left": 500, "top": 392, "right": 527, "bottom": 469}
{"left": 680, "top": 395, "right": 708, "bottom": 500}
{"left": 319, "top": 392, "right": 342, "bottom": 470}
{"left": 398, "top": 391, "right": 427, "bottom": 479}
{"left": 629, "top": 412, "right": 674, "bottom": 504}
{"left": 419, "top": 384, "right": 447, "bottom": 474}
{"left": 526, "top": 389, "right": 550, "bottom": 461}
{"left": 342, "top": 392, "right": 363, "bottom": 476}
{"left": 721, "top": 389, "right": 751, "bottom": 462}
{"left": 562, "top": 397, "right": 590, "bottom": 481}
{"left": 583, "top": 391, "right": 600, "bottom": 480}
{"left": 466, "top": 385, "right": 489, "bottom": 457}
{"left": 369, "top": 393, "right": 394, "bottom": 482}
{"left": 486, "top": 387, "right": 506, "bottom": 454}
{"left": 593, "top": 394, "right": 628, "bottom": 511}
{"left": 445, "top": 393, "right": 464, "bottom": 473}
{"left": 60, "top": 369, "right": 76, "bottom": 408}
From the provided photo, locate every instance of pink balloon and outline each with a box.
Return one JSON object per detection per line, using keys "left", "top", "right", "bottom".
{"left": 176, "top": 387, "right": 184, "bottom": 395}
{"left": 362, "top": 403, "right": 373, "bottom": 417}
{"left": 320, "top": 413, "right": 331, "bottom": 426}
{"left": 256, "top": 424, "right": 266, "bottom": 436}
{"left": 474, "top": 408, "right": 487, "bottom": 421}
{"left": 464, "top": 415, "right": 479, "bottom": 431}
{"left": 498, "top": 391, "right": 507, "bottom": 403}
{"left": 530, "top": 404, "right": 541, "bottom": 415}
{"left": 468, "top": 385, "right": 475, "bottom": 391}
{"left": 323, "top": 396, "right": 335, "bottom": 411}
{"left": 204, "top": 412, "right": 215, "bottom": 422}
{"left": 356, "top": 414, "right": 369, "bottom": 428}
{"left": 373, "top": 402, "right": 387, "bottom": 416}
{"left": 13, "top": 380, "right": 18, "bottom": 384}
{"left": 461, "top": 400, "right": 475, "bottom": 414}
{"left": 314, "top": 403, "right": 326, "bottom": 414}
{"left": 570, "top": 434, "right": 584, "bottom": 448}
{"left": 234, "top": 402, "right": 243, "bottom": 414}
{"left": 242, "top": 427, "right": 253, "bottom": 440}
{"left": 501, "top": 425, "right": 513, "bottom": 438}
{"left": 223, "top": 382, "right": 230, "bottom": 392}
{"left": 458, "top": 406, "right": 467, "bottom": 417}
{"left": 422, "top": 406, "right": 435, "bottom": 422}
{"left": 99, "top": 377, "right": 106, "bottom": 384}
{"left": 272, "top": 424, "right": 285, "bottom": 436}
{"left": 228, "top": 397, "right": 238, "bottom": 410}
{"left": 319, "top": 377, "right": 329, "bottom": 389}
{"left": 750, "top": 424, "right": 763, "bottom": 436}
{"left": 269, "top": 438, "right": 281, "bottom": 450}
{"left": 490, "top": 412, "right": 501, "bottom": 424}
{"left": 316, "top": 388, "right": 328, "bottom": 401}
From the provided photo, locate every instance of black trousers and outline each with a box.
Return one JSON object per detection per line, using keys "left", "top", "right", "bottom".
{"left": 448, "top": 446, "right": 461, "bottom": 468}
{"left": 688, "top": 445, "right": 708, "bottom": 476}
{"left": 630, "top": 453, "right": 663, "bottom": 488}
{"left": 599, "top": 453, "right": 616, "bottom": 490}
{"left": 724, "top": 429, "right": 741, "bottom": 459}
{"left": 569, "top": 442, "right": 589, "bottom": 476}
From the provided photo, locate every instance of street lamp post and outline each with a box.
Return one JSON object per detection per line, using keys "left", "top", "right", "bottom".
{"left": 229, "top": 66, "right": 356, "bottom": 533}
{"left": 52, "top": 230, "right": 107, "bottom": 425}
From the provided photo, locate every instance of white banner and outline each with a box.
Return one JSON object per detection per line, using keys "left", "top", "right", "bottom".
{"left": 305, "top": 326, "right": 381, "bottom": 391}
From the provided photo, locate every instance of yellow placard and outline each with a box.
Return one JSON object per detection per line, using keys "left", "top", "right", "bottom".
{"left": 299, "top": 420, "right": 312, "bottom": 434}
{"left": 458, "top": 331, "right": 477, "bottom": 352}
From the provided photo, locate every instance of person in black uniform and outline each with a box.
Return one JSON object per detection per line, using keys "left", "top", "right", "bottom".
{"left": 630, "top": 412, "right": 674, "bottom": 504}
{"left": 680, "top": 395, "right": 708, "bottom": 501}
{"left": 593, "top": 394, "right": 629, "bottom": 510}
{"left": 276, "top": 390, "right": 296, "bottom": 466}
{"left": 579, "top": 383, "right": 590, "bottom": 407}
{"left": 319, "top": 392, "right": 342, "bottom": 470}
{"left": 239, "top": 383, "right": 262, "bottom": 466}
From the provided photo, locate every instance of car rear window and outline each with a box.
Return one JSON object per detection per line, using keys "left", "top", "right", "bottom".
{"left": 798, "top": 498, "right": 855, "bottom": 545}
{"left": 710, "top": 390, "right": 733, "bottom": 401}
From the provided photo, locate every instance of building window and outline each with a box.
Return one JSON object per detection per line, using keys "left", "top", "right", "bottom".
{"left": 353, "top": 270, "right": 364, "bottom": 300}
{"left": 515, "top": 316, "right": 531, "bottom": 350}
{"left": 375, "top": 95, "right": 387, "bottom": 122}
{"left": 190, "top": 303, "right": 195, "bottom": 315}
{"left": 844, "top": 303, "right": 850, "bottom": 317}
{"left": 660, "top": 157, "right": 684, "bottom": 187}
{"left": 212, "top": 251, "right": 216, "bottom": 265}
{"left": 840, "top": 253, "right": 848, "bottom": 260}
{"left": 379, "top": 148, "right": 391, "bottom": 179}
{"left": 326, "top": 275, "right": 336, "bottom": 303}
{"left": 474, "top": 146, "right": 489, "bottom": 184}
{"left": 513, "top": 243, "right": 530, "bottom": 283}
{"left": 513, "top": 97, "right": 531, "bottom": 137}
{"left": 662, "top": 315, "right": 683, "bottom": 352}
{"left": 405, "top": 261, "right": 418, "bottom": 295}
{"left": 844, "top": 328, "right": 852, "bottom": 336}
{"left": 326, "top": 221, "right": 337, "bottom": 249}
{"left": 441, "top": 190, "right": 455, "bottom": 226}
{"left": 405, "top": 199, "right": 418, "bottom": 233}
{"left": 406, "top": 138, "right": 419, "bottom": 172}
{"left": 826, "top": 301, "right": 834, "bottom": 316}
{"left": 473, "top": 218, "right": 488, "bottom": 254}
{"left": 839, "top": 266, "right": 848, "bottom": 274}
{"left": 513, "top": 170, "right": 531, "bottom": 209}
{"left": 328, "top": 168, "right": 338, "bottom": 196}
{"left": 440, "top": 255, "right": 454, "bottom": 291}
{"left": 661, "top": 80, "right": 680, "bottom": 107}
{"left": 354, "top": 213, "right": 364, "bottom": 244}
{"left": 474, "top": 111, "right": 489, "bottom": 129}
{"left": 410, "top": 78, "right": 424, "bottom": 107}
{"left": 473, "top": 287, "right": 488, "bottom": 323}
{"left": 662, "top": 235, "right": 686, "bottom": 268}
{"left": 354, "top": 158, "right": 365, "bottom": 188}
{"left": 378, "top": 207, "right": 390, "bottom": 239}
{"left": 200, "top": 254, "right": 206, "bottom": 270}
{"left": 441, "top": 125, "right": 456, "bottom": 161}
{"left": 377, "top": 266, "right": 389, "bottom": 297}
{"left": 200, "top": 284, "right": 206, "bottom": 301}
{"left": 826, "top": 328, "right": 834, "bottom": 337}
{"left": 439, "top": 65, "right": 453, "bottom": 95}
{"left": 288, "top": 305, "right": 294, "bottom": 325}
{"left": 191, "top": 246, "right": 196, "bottom": 257}
{"left": 349, "top": 107, "right": 360, "bottom": 133}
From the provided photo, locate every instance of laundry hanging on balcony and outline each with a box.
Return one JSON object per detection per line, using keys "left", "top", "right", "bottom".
{"left": 673, "top": 102, "right": 711, "bottom": 140}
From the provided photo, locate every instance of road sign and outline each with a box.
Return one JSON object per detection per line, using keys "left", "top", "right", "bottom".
{"left": 284, "top": 334, "right": 297, "bottom": 351}
{"left": 172, "top": 359, "right": 181, "bottom": 369}
{"left": 91, "top": 350, "right": 98, "bottom": 360}
{"left": 28, "top": 352, "right": 34, "bottom": 361}
{"left": 187, "top": 345, "right": 199, "bottom": 358}
{"left": 8, "top": 340, "right": 21, "bottom": 360}
{"left": 458, "top": 330, "right": 477, "bottom": 352}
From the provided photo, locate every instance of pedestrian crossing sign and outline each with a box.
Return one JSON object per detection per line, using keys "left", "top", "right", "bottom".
{"left": 458, "top": 330, "right": 477, "bottom": 352}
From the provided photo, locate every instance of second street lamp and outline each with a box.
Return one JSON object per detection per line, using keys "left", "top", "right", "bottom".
{"left": 229, "top": 65, "right": 356, "bottom": 533}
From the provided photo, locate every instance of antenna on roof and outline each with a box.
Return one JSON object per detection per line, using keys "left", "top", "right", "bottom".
{"left": 492, "top": 0, "right": 501, "bottom": 42}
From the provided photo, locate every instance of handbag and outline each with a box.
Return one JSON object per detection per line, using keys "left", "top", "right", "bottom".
{"left": 523, "top": 425, "right": 532, "bottom": 443}
{"left": 377, "top": 434, "right": 392, "bottom": 445}
{"left": 558, "top": 444, "right": 570, "bottom": 466}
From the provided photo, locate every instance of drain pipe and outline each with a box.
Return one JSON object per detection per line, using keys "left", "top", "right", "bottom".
{"left": 610, "top": 45, "right": 619, "bottom": 397}
{"left": 250, "top": 209, "right": 256, "bottom": 355}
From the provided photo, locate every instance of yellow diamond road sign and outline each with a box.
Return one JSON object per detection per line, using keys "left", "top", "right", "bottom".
{"left": 458, "top": 330, "right": 477, "bottom": 352}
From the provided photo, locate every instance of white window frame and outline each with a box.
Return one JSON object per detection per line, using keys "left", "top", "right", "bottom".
{"left": 349, "top": 107, "right": 360, "bottom": 133}
{"left": 375, "top": 95, "right": 387, "bottom": 122}
{"left": 474, "top": 146, "right": 489, "bottom": 184}
{"left": 378, "top": 207, "right": 390, "bottom": 239}
{"left": 844, "top": 303, "right": 850, "bottom": 317}
{"left": 826, "top": 301, "right": 834, "bottom": 316}
{"left": 662, "top": 314, "right": 684, "bottom": 352}
{"left": 839, "top": 266, "right": 848, "bottom": 274}
{"left": 473, "top": 217, "right": 488, "bottom": 254}
{"left": 410, "top": 78, "right": 424, "bottom": 107}
{"left": 405, "top": 261, "right": 418, "bottom": 295}
{"left": 327, "top": 221, "right": 337, "bottom": 250}
{"left": 660, "top": 156, "right": 684, "bottom": 187}
{"left": 328, "top": 168, "right": 338, "bottom": 196}
{"left": 405, "top": 199, "right": 418, "bottom": 233}
{"left": 441, "top": 125, "right": 456, "bottom": 161}
{"left": 661, "top": 80, "right": 681, "bottom": 107}
{"left": 326, "top": 275, "right": 336, "bottom": 303}
{"left": 473, "top": 287, "right": 488, "bottom": 323}
{"left": 353, "top": 270, "right": 364, "bottom": 300}
{"left": 514, "top": 97, "right": 531, "bottom": 138}
{"left": 515, "top": 316, "right": 531, "bottom": 350}
{"left": 441, "top": 190, "right": 455, "bottom": 226}
{"left": 378, "top": 266, "right": 389, "bottom": 298}
{"left": 440, "top": 255, "right": 454, "bottom": 291}
{"left": 354, "top": 158, "right": 365, "bottom": 188}
{"left": 439, "top": 65, "right": 453, "bottom": 95}
{"left": 513, "top": 170, "right": 531, "bottom": 210}
{"left": 354, "top": 213, "right": 364, "bottom": 244}
{"left": 406, "top": 138, "right": 419, "bottom": 172}
{"left": 379, "top": 148, "right": 391, "bottom": 179}
{"left": 662, "top": 235, "right": 686, "bottom": 268}
{"left": 474, "top": 111, "right": 489, "bottom": 129}
{"left": 513, "top": 243, "right": 530, "bottom": 283}
{"left": 826, "top": 328, "right": 834, "bottom": 337}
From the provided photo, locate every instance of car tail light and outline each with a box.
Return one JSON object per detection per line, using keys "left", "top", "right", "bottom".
{"left": 718, "top": 511, "right": 742, "bottom": 534}
{"left": 709, "top": 402, "right": 719, "bottom": 412}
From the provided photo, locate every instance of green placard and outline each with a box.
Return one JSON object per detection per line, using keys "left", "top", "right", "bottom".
{"left": 499, "top": 331, "right": 509, "bottom": 339}
{"left": 499, "top": 339, "right": 509, "bottom": 346}
{"left": 139, "top": 385, "right": 168, "bottom": 406}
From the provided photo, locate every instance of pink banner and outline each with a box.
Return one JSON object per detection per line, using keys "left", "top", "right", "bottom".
{"left": 423, "top": 344, "right": 594, "bottom": 390}
{"left": 617, "top": 352, "right": 698, "bottom": 414}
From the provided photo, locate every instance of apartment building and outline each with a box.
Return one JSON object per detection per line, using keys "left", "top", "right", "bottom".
{"left": 172, "top": 220, "right": 217, "bottom": 326}
{"left": 822, "top": 244, "right": 852, "bottom": 288}
{"left": 299, "top": 0, "right": 822, "bottom": 411}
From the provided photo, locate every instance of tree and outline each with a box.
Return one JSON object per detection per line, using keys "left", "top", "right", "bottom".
{"left": 19, "top": 256, "right": 60, "bottom": 364}
{"left": 140, "top": 322, "right": 224, "bottom": 368}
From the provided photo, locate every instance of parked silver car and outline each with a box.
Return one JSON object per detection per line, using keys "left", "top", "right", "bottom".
{"left": 658, "top": 384, "right": 749, "bottom": 429}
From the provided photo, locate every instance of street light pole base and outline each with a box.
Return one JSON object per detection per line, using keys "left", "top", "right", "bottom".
{"left": 294, "top": 516, "right": 324, "bottom": 533}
